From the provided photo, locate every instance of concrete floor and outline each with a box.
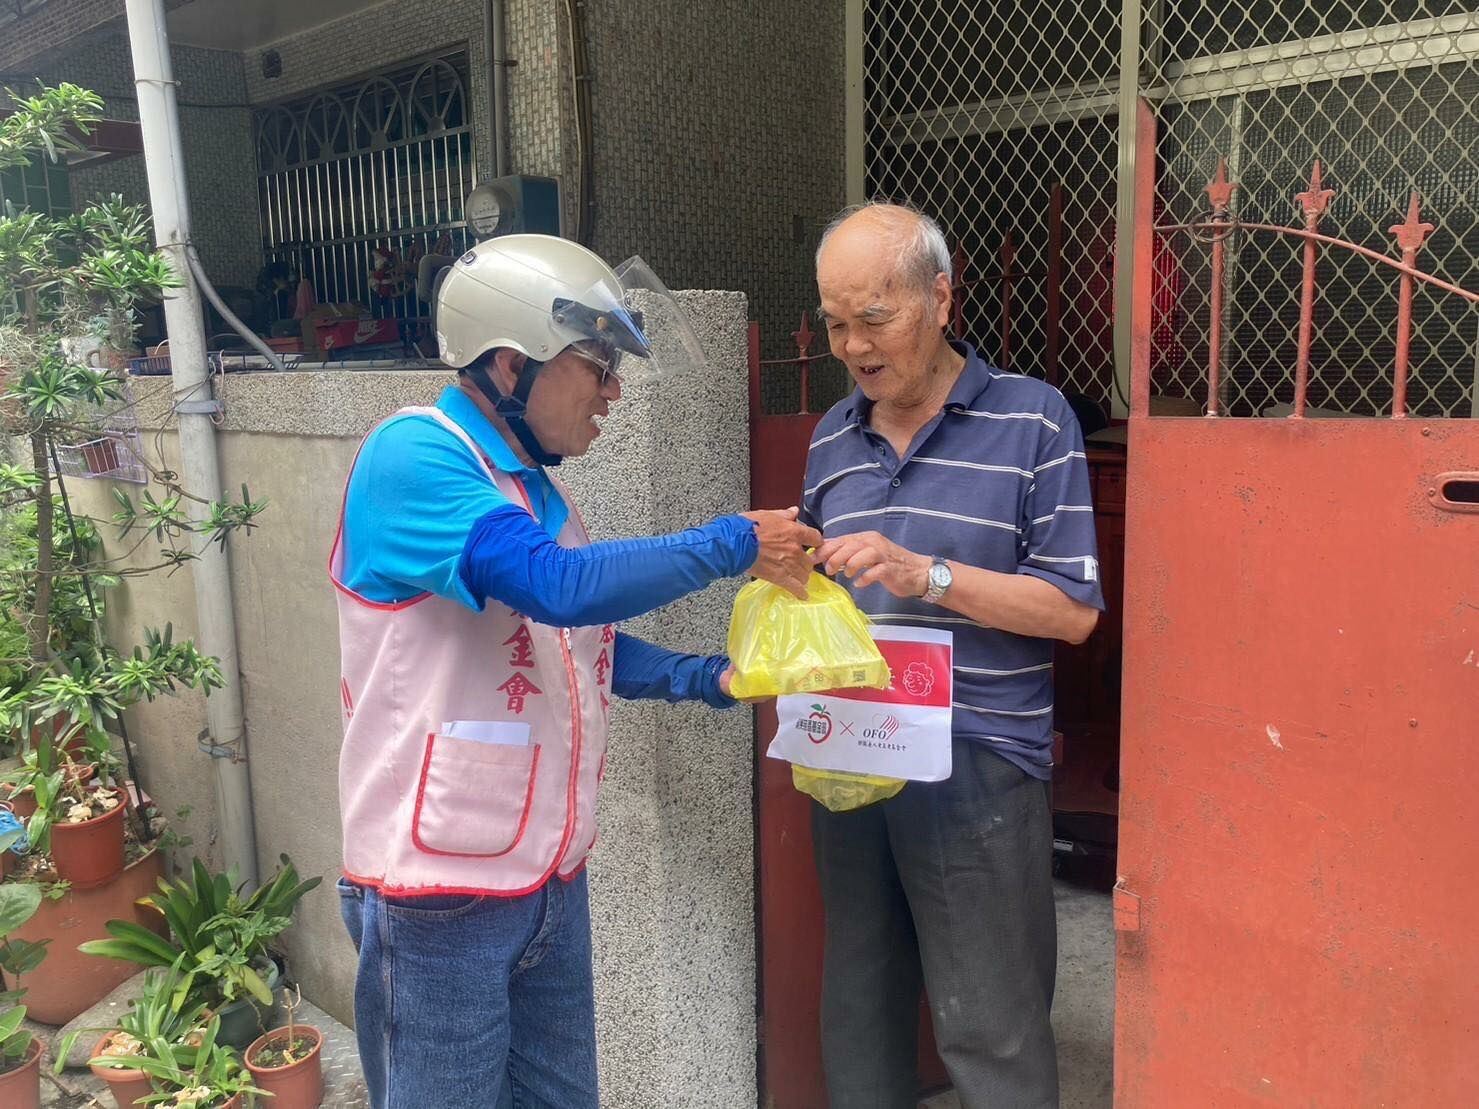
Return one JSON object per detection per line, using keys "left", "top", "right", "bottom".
{"left": 921, "top": 878, "right": 1115, "bottom": 1109}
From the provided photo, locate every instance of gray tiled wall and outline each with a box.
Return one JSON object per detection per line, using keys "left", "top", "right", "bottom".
{"left": 584, "top": 1, "right": 848, "bottom": 406}
{"left": 35, "top": 34, "right": 261, "bottom": 291}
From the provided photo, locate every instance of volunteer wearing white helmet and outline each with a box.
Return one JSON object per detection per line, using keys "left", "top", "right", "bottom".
{"left": 331, "top": 234, "right": 817, "bottom": 1108}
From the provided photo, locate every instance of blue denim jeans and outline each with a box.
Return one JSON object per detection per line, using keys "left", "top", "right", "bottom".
{"left": 337, "top": 873, "right": 599, "bottom": 1109}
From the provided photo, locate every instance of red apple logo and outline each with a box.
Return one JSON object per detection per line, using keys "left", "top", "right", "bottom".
{"left": 797, "top": 703, "right": 833, "bottom": 744}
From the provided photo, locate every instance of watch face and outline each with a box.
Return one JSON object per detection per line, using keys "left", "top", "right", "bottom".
{"left": 930, "top": 561, "right": 951, "bottom": 589}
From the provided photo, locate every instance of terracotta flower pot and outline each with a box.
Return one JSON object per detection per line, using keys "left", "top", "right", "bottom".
{"left": 79, "top": 437, "right": 121, "bottom": 475}
{"left": 5, "top": 787, "right": 36, "bottom": 820}
{"left": 49, "top": 787, "right": 128, "bottom": 889}
{"left": 27, "top": 716, "right": 76, "bottom": 755}
{"left": 61, "top": 728, "right": 92, "bottom": 760}
{"left": 0, "top": 1037, "right": 43, "bottom": 1109}
{"left": 89, "top": 1032, "right": 155, "bottom": 1109}
{"left": 64, "top": 761, "right": 98, "bottom": 790}
{"left": 8, "top": 849, "right": 166, "bottom": 1025}
{"left": 245, "top": 1025, "right": 324, "bottom": 1109}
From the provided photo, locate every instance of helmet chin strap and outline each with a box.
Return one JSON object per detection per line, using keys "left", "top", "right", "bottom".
{"left": 465, "top": 356, "right": 563, "bottom": 467}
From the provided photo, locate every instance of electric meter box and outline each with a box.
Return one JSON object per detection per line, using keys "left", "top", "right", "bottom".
{"left": 466, "top": 175, "right": 562, "bottom": 238}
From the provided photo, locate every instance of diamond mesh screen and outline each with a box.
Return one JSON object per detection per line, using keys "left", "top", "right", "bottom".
{"left": 862, "top": 0, "right": 1123, "bottom": 414}
{"left": 858, "top": 0, "right": 1479, "bottom": 419}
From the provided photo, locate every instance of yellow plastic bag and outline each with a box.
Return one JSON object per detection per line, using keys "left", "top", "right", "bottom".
{"left": 791, "top": 766, "right": 906, "bottom": 812}
{"left": 726, "top": 573, "right": 890, "bottom": 701}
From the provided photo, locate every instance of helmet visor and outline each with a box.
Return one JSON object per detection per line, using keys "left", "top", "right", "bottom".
{"left": 555, "top": 255, "right": 710, "bottom": 382}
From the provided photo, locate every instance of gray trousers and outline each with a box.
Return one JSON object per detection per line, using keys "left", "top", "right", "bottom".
{"left": 812, "top": 740, "right": 1059, "bottom": 1109}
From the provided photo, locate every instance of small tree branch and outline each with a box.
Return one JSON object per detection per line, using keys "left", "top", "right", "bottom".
{"left": 27, "top": 431, "right": 54, "bottom": 665}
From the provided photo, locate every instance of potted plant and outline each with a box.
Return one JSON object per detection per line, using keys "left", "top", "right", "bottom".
{"left": 81, "top": 855, "right": 321, "bottom": 1048}
{"left": 2, "top": 737, "right": 127, "bottom": 887}
{"left": 54, "top": 963, "right": 213, "bottom": 1109}
{"left": 125, "top": 1015, "right": 262, "bottom": 1109}
{"left": 38, "top": 778, "right": 126, "bottom": 886}
{"left": 0, "top": 81, "right": 267, "bottom": 1025}
{"left": 245, "top": 984, "right": 323, "bottom": 1109}
{"left": 0, "top": 876, "right": 50, "bottom": 1109}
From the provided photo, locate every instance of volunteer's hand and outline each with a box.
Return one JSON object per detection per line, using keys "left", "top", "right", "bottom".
{"left": 720, "top": 665, "right": 735, "bottom": 697}
{"left": 741, "top": 507, "right": 821, "bottom": 599}
{"left": 816, "top": 530, "right": 930, "bottom": 598}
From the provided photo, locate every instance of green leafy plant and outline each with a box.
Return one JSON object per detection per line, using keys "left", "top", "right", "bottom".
{"left": 79, "top": 855, "right": 321, "bottom": 1009}
{"left": 121, "top": 1014, "right": 262, "bottom": 1108}
{"left": 0, "top": 878, "right": 49, "bottom": 1074}
{"left": 54, "top": 962, "right": 211, "bottom": 1076}
{"left": 157, "top": 804, "right": 194, "bottom": 858}
{"left": 0, "top": 82, "right": 266, "bottom": 832}
{"left": 38, "top": 878, "right": 68, "bottom": 900}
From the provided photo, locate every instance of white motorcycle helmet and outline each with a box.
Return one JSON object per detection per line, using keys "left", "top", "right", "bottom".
{"left": 436, "top": 234, "right": 707, "bottom": 465}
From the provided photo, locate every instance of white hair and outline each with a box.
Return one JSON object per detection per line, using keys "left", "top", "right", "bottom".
{"left": 815, "top": 202, "right": 952, "bottom": 299}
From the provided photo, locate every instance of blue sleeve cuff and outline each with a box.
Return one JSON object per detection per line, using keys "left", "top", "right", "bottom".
{"left": 613, "top": 633, "right": 736, "bottom": 709}
{"left": 697, "top": 654, "right": 737, "bottom": 709}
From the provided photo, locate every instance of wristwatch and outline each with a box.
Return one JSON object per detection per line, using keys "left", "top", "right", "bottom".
{"left": 921, "top": 557, "right": 953, "bottom": 604}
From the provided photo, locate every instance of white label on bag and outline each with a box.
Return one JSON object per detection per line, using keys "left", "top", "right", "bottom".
{"left": 769, "top": 625, "right": 953, "bottom": 783}
{"left": 439, "top": 720, "right": 532, "bottom": 746}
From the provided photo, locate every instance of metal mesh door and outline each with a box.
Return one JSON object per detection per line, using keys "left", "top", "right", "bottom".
{"left": 856, "top": 0, "right": 1479, "bottom": 418}
{"left": 862, "top": 0, "right": 1124, "bottom": 409}
{"left": 1147, "top": 1, "right": 1479, "bottom": 417}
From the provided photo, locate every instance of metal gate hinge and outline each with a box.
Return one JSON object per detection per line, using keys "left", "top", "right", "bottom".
{"left": 1113, "top": 878, "right": 1141, "bottom": 932}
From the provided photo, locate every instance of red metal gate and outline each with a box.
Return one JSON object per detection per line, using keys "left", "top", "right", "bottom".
{"left": 749, "top": 134, "right": 1479, "bottom": 1106}
{"left": 1115, "top": 127, "right": 1479, "bottom": 1104}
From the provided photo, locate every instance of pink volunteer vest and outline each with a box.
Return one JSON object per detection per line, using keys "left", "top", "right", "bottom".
{"left": 330, "top": 407, "right": 612, "bottom": 896}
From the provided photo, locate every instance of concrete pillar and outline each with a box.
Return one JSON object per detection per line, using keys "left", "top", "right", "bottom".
{"left": 562, "top": 291, "right": 757, "bottom": 1108}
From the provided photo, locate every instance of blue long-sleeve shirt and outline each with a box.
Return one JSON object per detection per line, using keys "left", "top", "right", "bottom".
{"left": 339, "top": 386, "right": 752, "bottom": 708}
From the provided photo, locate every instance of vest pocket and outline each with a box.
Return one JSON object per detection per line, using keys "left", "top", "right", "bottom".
{"left": 412, "top": 733, "right": 541, "bottom": 857}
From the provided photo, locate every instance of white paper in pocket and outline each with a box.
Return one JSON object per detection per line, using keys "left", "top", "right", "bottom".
{"left": 439, "top": 720, "right": 532, "bottom": 746}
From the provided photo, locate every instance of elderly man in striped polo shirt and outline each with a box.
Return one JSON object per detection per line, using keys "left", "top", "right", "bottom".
{"left": 802, "top": 202, "right": 1104, "bottom": 1109}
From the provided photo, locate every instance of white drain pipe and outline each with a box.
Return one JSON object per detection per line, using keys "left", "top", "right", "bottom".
{"left": 124, "top": 0, "right": 259, "bottom": 887}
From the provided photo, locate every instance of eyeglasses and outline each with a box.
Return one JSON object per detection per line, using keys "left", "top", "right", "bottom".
{"left": 566, "top": 342, "right": 623, "bottom": 387}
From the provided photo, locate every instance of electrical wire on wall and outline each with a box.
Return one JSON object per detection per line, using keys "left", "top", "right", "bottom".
{"left": 563, "top": 0, "right": 595, "bottom": 245}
